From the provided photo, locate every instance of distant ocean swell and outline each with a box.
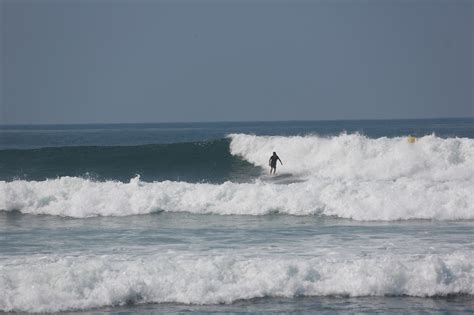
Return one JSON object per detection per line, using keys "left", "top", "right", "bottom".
{"left": 0, "top": 252, "right": 472, "bottom": 312}
{"left": 1, "top": 133, "right": 473, "bottom": 220}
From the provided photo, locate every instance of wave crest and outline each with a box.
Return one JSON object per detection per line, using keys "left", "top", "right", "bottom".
{"left": 1, "top": 252, "right": 472, "bottom": 312}
{"left": 229, "top": 133, "right": 474, "bottom": 181}
{"left": 1, "top": 175, "right": 472, "bottom": 220}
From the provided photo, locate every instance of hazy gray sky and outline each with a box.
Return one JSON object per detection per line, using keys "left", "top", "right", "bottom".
{"left": 1, "top": 0, "right": 473, "bottom": 124}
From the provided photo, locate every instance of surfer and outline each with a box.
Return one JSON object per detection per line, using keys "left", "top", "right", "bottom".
{"left": 269, "top": 152, "right": 283, "bottom": 174}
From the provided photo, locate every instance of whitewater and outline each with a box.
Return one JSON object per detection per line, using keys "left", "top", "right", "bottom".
{"left": 0, "top": 120, "right": 473, "bottom": 313}
{"left": 1, "top": 133, "right": 473, "bottom": 220}
{"left": 2, "top": 252, "right": 472, "bottom": 312}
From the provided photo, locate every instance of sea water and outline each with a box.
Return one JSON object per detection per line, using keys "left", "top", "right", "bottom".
{"left": 0, "top": 119, "right": 473, "bottom": 313}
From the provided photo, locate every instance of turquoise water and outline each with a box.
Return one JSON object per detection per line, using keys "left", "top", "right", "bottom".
{"left": 0, "top": 119, "right": 473, "bottom": 313}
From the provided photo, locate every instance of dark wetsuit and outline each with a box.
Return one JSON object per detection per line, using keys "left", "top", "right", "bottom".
{"left": 269, "top": 155, "right": 280, "bottom": 168}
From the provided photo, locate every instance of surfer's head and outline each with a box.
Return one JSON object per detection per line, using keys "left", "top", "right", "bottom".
{"left": 273, "top": 152, "right": 276, "bottom": 156}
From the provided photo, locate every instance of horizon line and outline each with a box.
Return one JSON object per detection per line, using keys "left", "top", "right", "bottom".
{"left": 1, "top": 116, "right": 473, "bottom": 127}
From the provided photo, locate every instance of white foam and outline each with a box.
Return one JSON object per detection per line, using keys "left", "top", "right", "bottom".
{"left": 1, "top": 134, "right": 473, "bottom": 220}
{"left": 0, "top": 252, "right": 472, "bottom": 312}
{"left": 229, "top": 133, "right": 474, "bottom": 181}
{"left": 1, "top": 175, "right": 473, "bottom": 220}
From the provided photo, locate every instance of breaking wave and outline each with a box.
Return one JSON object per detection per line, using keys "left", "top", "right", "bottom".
{"left": 229, "top": 133, "right": 474, "bottom": 181}
{"left": 0, "top": 134, "right": 473, "bottom": 220}
{"left": 0, "top": 252, "right": 472, "bottom": 312}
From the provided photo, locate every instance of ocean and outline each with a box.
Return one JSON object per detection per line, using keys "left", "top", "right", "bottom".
{"left": 0, "top": 118, "right": 473, "bottom": 314}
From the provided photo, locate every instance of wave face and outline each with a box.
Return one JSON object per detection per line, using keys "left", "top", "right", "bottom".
{"left": 1, "top": 133, "right": 473, "bottom": 220}
{"left": 0, "top": 252, "right": 472, "bottom": 312}
{"left": 0, "top": 139, "right": 259, "bottom": 183}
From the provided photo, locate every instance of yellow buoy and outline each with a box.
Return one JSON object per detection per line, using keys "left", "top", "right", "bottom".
{"left": 407, "top": 136, "right": 416, "bottom": 144}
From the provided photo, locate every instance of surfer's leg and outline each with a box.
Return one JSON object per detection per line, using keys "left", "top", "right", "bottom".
{"left": 270, "top": 163, "right": 276, "bottom": 174}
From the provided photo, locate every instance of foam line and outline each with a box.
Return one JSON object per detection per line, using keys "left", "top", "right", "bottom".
{"left": 1, "top": 175, "right": 473, "bottom": 220}
{"left": 1, "top": 252, "right": 472, "bottom": 312}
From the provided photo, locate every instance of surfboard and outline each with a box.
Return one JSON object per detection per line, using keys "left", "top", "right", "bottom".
{"left": 260, "top": 173, "right": 304, "bottom": 184}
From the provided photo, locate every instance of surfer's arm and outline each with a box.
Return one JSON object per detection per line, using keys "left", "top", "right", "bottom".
{"left": 279, "top": 158, "right": 283, "bottom": 165}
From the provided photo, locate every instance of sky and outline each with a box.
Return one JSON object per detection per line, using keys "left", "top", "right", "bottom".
{"left": 1, "top": 0, "right": 473, "bottom": 124}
